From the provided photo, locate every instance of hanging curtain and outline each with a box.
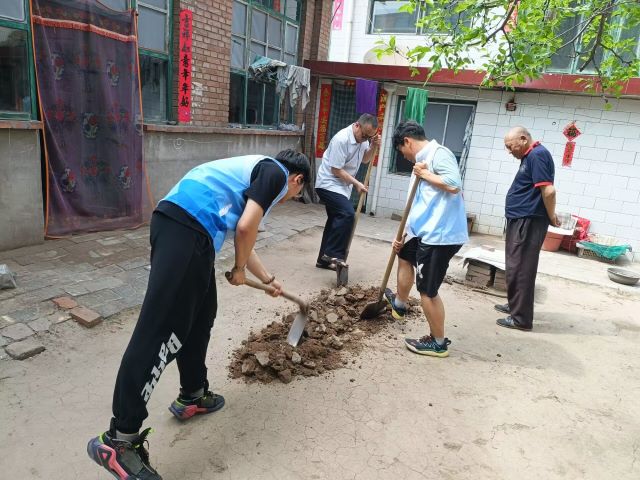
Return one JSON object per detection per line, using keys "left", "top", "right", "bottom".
{"left": 404, "top": 87, "right": 428, "bottom": 124}
{"left": 31, "top": 0, "right": 150, "bottom": 237}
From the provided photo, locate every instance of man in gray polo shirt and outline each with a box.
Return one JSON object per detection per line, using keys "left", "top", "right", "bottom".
{"left": 315, "top": 113, "right": 380, "bottom": 269}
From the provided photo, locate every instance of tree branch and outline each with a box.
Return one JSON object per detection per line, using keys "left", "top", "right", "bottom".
{"left": 578, "top": 0, "right": 614, "bottom": 72}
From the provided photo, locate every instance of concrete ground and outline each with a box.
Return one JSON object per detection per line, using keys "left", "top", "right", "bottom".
{"left": 1, "top": 215, "right": 640, "bottom": 479}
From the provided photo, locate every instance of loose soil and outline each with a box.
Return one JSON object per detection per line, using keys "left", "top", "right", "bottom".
{"left": 229, "top": 285, "right": 420, "bottom": 383}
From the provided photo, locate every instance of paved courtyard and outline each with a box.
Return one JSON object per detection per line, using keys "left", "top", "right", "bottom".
{"left": 1, "top": 201, "right": 638, "bottom": 360}
{"left": 1, "top": 223, "right": 639, "bottom": 480}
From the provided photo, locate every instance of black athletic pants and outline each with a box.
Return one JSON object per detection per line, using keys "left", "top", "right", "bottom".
{"left": 112, "top": 211, "right": 217, "bottom": 434}
{"left": 315, "top": 187, "right": 355, "bottom": 261}
{"left": 505, "top": 216, "right": 549, "bottom": 329}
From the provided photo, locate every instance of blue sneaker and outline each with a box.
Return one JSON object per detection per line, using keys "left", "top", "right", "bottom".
{"left": 405, "top": 335, "right": 451, "bottom": 357}
{"left": 384, "top": 288, "right": 407, "bottom": 320}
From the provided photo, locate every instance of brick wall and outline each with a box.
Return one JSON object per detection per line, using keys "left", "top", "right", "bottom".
{"left": 302, "top": 0, "right": 333, "bottom": 167}
{"left": 175, "top": 0, "right": 232, "bottom": 126}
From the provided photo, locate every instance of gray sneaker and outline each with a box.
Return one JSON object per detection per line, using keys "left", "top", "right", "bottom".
{"left": 494, "top": 303, "right": 510, "bottom": 314}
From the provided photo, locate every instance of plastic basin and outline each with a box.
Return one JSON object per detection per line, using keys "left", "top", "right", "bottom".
{"left": 607, "top": 268, "right": 640, "bottom": 286}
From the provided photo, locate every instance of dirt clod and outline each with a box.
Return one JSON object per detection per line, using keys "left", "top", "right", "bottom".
{"left": 254, "top": 351, "right": 270, "bottom": 366}
{"left": 229, "top": 286, "right": 417, "bottom": 383}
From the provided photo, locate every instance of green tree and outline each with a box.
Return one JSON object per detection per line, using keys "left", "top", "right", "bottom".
{"left": 375, "top": 0, "right": 640, "bottom": 95}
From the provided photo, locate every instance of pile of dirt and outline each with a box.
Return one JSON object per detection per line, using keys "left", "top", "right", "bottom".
{"left": 229, "top": 285, "right": 419, "bottom": 384}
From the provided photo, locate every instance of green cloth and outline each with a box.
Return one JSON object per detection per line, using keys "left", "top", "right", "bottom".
{"left": 579, "top": 241, "right": 631, "bottom": 260}
{"left": 404, "top": 88, "right": 429, "bottom": 124}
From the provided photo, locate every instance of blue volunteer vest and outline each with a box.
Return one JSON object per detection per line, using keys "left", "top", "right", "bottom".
{"left": 162, "top": 155, "right": 289, "bottom": 252}
{"left": 407, "top": 146, "right": 469, "bottom": 245}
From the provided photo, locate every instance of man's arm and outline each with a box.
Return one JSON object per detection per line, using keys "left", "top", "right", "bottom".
{"left": 330, "top": 166, "right": 368, "bottom": 193}
{"left": 413, "top": 163, "right": 460, "bottom": 194}
{"left": 540, "top": 184, "right": 560, "bottom": 226}
{"left": 360, "top": 134, "right": 380, "bottom": 165}
{"left": 228, "top": 199, "right": 262, "bottom": 285}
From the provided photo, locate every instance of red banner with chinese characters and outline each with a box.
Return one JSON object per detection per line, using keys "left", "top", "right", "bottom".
{"left": 332, "top": 0, "right": 344, "bottom": 30}
{"left": 178, "top": 9, "right": 193, "bottom": 123}
{"left": 315, "top": 84, "right": 332, "bottom": 157}
{"left": 373, "top": 88, "right": 387, "bottom": 166}
{"left": 563, "top": 141, "right": 576, "bottom": 167}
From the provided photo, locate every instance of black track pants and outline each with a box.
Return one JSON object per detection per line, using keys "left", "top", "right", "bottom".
{"left": 112, "top": 212, "right": 217, "bottom": 433}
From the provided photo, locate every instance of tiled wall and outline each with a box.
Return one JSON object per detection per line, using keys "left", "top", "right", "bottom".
{"left": 368, "top": 86, "right": 640, "bottom": 252}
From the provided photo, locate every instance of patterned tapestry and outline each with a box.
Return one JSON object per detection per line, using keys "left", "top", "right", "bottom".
{"left": 31, "top": 0, "right": 149, "bottom": 237}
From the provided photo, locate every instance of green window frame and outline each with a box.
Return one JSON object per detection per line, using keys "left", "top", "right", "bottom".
{"left": 132, "top": 0, "right": 173, "bottom": 123}
{"left": 0, "top": 0, "right": 37, "bottom": 120}
{"left": 229, "top": 0, "right": 300, "bottom": 127}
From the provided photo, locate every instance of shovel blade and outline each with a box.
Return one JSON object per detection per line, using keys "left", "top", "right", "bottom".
{"left": 287, "top": 311, "right": 308, "bottom": 347}
{"left": 336, "top": 261, "right": 348, "bottom": 287}
{"left": 360, "top": 300, "right": 387, "bottom": 320}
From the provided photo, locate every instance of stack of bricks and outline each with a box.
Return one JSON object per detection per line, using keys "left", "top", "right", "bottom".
{"left": 465, "top": 260, "right": 494, "bottom": 288}
{"left": 493, "top": 269, "right": 507, "bottom": 291}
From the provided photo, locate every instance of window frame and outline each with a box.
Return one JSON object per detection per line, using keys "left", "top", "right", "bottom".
{"left": 0, "top": 0, "right": 37, "bottom": 120}
{"left": 229, "top": 0, "right": 300, "bottom": 128}
{"left": 367, "top": 0, "right": 471, "bottom": 36}
{"left": 132, "top": 0, "right": 173, "bottom": 123}
{"left": 547, "top": 11, "right": 640, "bottom": 75}
{"left": 389, "top": 96, "right": 476, "bottom": 176}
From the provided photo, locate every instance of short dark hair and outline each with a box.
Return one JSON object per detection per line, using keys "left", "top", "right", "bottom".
{"left": 392, "top": 121, "right": 426, "bottom": 150}
{"left": 357, "top": 113, "right": 378, "bottom": 129}
{"left": 274, "top": 149, "right": 311, "bottom": 183}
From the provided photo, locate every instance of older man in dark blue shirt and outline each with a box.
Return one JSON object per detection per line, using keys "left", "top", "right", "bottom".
{"left": 496, "top": 126, "right": 560, "bottom": 331}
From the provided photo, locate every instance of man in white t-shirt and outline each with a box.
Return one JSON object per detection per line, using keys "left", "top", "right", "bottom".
{"left": 384, "top": 121, "right": 468, "bottom": 358}
{"left": 315, "top": 113, "right": 380, "bottom": 269}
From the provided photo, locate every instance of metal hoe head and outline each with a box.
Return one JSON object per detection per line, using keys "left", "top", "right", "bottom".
{"left": 359, "top": 299, "right": 387, "bottom": 320}
{"left": 336, "top": 261, "right": 348, "bottom": 287}
{"left": 286, "top": 308, "right": 308, "bottom": 347}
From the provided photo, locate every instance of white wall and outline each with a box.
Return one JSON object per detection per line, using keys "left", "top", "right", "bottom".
{"left": 328, "top": 0, "right": 492, "bottom": 66}
{"left": 369, "top": 85, "right": 640, "bottom": 252}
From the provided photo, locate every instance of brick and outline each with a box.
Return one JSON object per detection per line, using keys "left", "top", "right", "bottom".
{"left": 52, "top": 296, "right": 78, "bottom": 310}
{"left": 0, "top": 315, "right": 15, "bottom": 329}
{"left": 1, "top": 323, "right": 34, "bottom": 341}
{"left": 70, "top": 306, "right": 103, "bottom": 328}
{"left": 5, "top": 337, "right": 45, "bottom": 360}
{"left": 28, "top": 317, "right": 52, "bottom": 333}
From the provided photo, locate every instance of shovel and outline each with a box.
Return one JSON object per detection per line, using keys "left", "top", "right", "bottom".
{"left": 226, "top": 272, "right": 309, "bottom": 347}
{"left": 336, "top": 152, "right": 376, "bottom": 287}
{"left": 360, "top": 177, "right": 421, "bottom": 320}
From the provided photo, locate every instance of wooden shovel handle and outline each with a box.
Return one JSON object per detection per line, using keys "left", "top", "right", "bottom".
{"left": 344, "top": 158, "right": 375, "bottom": 262}
{"left": 225, "top": 272, "right": 308, "bottom": 310}
{"left": 376, "top": 177, "right": 421, "bottom": 302}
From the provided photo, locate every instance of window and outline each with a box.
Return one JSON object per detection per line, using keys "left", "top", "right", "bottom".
{"left": 548, "top": 10, "right": 639, "bottom": 74}
{"left": 0, "top": 0, "right": 36, "bottom": 119}
{"left": 370, "top": 1, "right": 419, "bottom": 34}
{"left": 369, "top": 0, "right": 470, "bottom": 35}
{"left": 390, "top": 98, "right": 475, "bottom": 175}
{"left": 229, "top": 0, "right": 300, "bottom": 126}
{"left": 135, "top": 0, "right": 171, "bottom": 122}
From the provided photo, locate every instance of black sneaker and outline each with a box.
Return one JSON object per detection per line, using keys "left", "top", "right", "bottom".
{"left": 384, "top": 288, "right": 407, "bottom": 320}
{"left": 168, "top": 389, "right": 225, "bottom": 421}
{"left": 494, "top": 303, "right": 510, "bottom": 314}
{"left": 316, "top": 255, "right": 338, "bottom": 271}
{"left": 404, "top": 335, "right": 451, "bottom": 357}
{"left": 496, "top": 316, "right": 532, "bottom": 331}
{"left": 87, "top": 424, "right": 161, "bottom": 479}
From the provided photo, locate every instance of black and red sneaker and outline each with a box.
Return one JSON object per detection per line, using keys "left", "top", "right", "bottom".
{"left": 87, "top": 425, "right": 161, "bottom": 479}
{"left": 168, "top": 389, "right": 225, "bottom": 421}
